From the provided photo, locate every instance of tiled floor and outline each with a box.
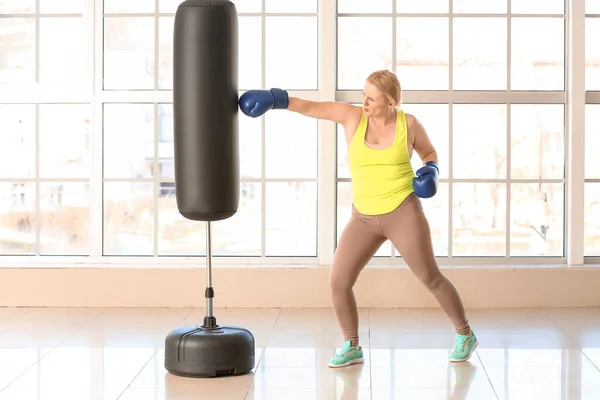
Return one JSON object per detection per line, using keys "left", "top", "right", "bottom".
{"left": 0, "top": 307, "right": 599, "bottom": 399}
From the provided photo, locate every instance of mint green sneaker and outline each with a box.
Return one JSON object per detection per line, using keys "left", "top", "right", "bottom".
{"left": 328, "top": 340, "right": 364, "bottom": 368}
{"left": 449, "top": 331, "right": 478, "bottom": 362}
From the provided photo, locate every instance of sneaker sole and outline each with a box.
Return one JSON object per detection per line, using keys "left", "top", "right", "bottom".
{"left": 328, "top": 357, "right": 364, "bottom": 368}
{"left": 449, "top": 340, "right": 478, "bottom": 363}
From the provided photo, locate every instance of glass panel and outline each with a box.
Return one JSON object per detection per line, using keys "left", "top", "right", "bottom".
{"left": 159, "top": 0, "right": 182, "bottom": 13}
{"left": 452, "top": 183, "right": 507, "bottom": 256}
{"left": 0, "top": 105, "right": 35, "bottom": 179}
{"left": 512, "top": 0, "right": 565, "bottom": 14}
{"left": 232, "top": 0, "right": 262, "bottom": 13}
{"left": 337, "top": 123, "right": 351, "bottom": 180}
{"left": 453, "top": 0, "right": 507, "bottom": 13}
{"left": 584, "top": 183, "right": 600, "bottom": 256}
{"left": 157, "top": 104, "right": 173, "bottom": 179}
{"left": 265, "top": 111, "right": 317, "bottom": 179}
{"left": 511, "top": 104, "right": 564, "bottom": 180}
{"left": 511, "top": 18, "right": 564, "bottom": 91}
{"left": 39, "top": 104, "right": 91, "bottom": 179}
{"left": 337, "top": 17, "right": 393, "bottom": 90}
{"left": 336, "top": 182, "right": 393, "bottom": 258}
{"left": 158, "top": 17, "right": 174, "bottom": 90}
{"left": 0, "top": 182, "right": 36, "bottom": 255}
{"left": 157, "top": 182, "right": 205, "bottom": 256}
{"left": 239, "top": 16, "right": 262, "bottom": 90}
{"left": 586, "top": 105, "right": 600, "bottom": 179}
{"left": 104, "top": 0, "right": 154, "bottom": 13}
{"left": 453, "top": 104, "right": 507, "bottom": 179}
{"left": 266, "top": 0, "right": 317, "bottom": 13}
{"left": 422, "top": 182, "right": 449, "bottom": 257}
{"left": 39, "top": 182, "right": 89, "bottom": 255}
{"left": 588, "top": 0, "right": 600, "bottom": 13}
{"left": 402, "top": 104, "right": 450, "bottom": 180}
{"left": 104, "top": 182, "right": 154, "bottom": 256}
{"left": 586, "top": 18, "right": 600, "bottom": 91}
{"left": 104, "top": 104, "right": 154, "bottom": 179}
{"left": 0, "top": 0, "right": 35, "bottom": 13}
{"left": 396, "top": 0, "right": 448, "bottom": 13}
{"left": 239, "top": 107, "right": 261, "bottom": 179}
{"left": 0, "top": 18, "right": 35, "bottom": 83}
{"left": 39, "top": 18, "right": 85, "bottom": 83}
{"left": 266, "top": 182, "right": 316, "bottom": 256}
{"left": 265, "top": 17, "right": 317, "bottom": 90}
{"left": 40, "top": 0, "right": 84, "bottom": 13}
{"left": 510, "top": 183, "right": 563, "bottom": 257}
{"left": 396, "top": 18, "right": 449, "bottom": 90}
{"left": 212, "top": 182, "right": 261, "bottom": 256}
{"left": 103, "top": 17, "right": 155, "bottom": 90}
{"left": 453, "top": 18, "right": 507, "bottom": 90}
{"left": 338, "top": 0, "right": 392, "bottom": 13}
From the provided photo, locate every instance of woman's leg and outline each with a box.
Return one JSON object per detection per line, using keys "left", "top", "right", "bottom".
{"left": 328, "top": 207, "right": 386, "bottom": 367}
{"left": 380, "top": 193, "right": 477, "bottom": 362}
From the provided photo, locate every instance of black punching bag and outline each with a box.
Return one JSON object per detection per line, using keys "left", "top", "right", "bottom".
{"left": 173, "top": 0, "right": 239, "bottom": 222}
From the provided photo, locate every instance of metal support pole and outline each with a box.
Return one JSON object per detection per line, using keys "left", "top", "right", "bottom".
{"left": 204, "top": 221, "right": 216, "bottom": 327}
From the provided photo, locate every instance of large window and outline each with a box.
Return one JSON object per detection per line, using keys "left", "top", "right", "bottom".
{"left": 336, "top": 1, "right": 567, "bottom": 260}
{"left": 0, "top": 0, "right": 595, "bottom": 265}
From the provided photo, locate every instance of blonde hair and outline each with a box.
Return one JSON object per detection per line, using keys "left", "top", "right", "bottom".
{"left": 366, "top": 69, "right": 401, "bottom": 107}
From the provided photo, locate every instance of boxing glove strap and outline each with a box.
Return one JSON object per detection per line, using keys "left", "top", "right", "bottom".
{"left": 270, "top": 88, "right": 289, "bottom": 109}
{"left": 424, "top": 161, "right": 439, "bottom": 172}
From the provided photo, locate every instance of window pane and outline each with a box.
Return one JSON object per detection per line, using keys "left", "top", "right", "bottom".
{"left": 402, "top": 104, "right": 449, "bottom": 179}
{"left": 397, "top": 0, "right": 448, "bottom": 13}
{"left": 232, "top": 0, "right": 262, "bottom": 13}
{"left": 0, "top": 182, "right": 36, "bottom": 255}
{"left": 337, "top": 123, "right": 351, "bottom": 180}
{"left": 239, "top": 107, "right": 261, "bottom": 178}
{"left": 453, "top": 104, "right": 507, "bottom": 179}
{"left": 588, "top": 0, "right": 600, "bottom": 13}
{"left": 39, "top": 18, "right": 85, "bottom": 83}
{"left": 584, "top": 183, "right": 600, "bottom": 256}
{"left": 104, "top": 104, "right": 154, "bottom": 179}
{"left": 419, "top": 182, "right": 449, "bottom": 257}
{"left": 510, "top": 183, "right": 563, "bottom": 257}
{"left": 266, "top": 17, "right": 317, "bottom": 89}
{"left": 0, "top": 105, "right": 35, "bottom": 179}
{"left": 266, "top": 182, "right": 316, "bottom": 256}
{"left": 104, "top": 17, "right": 155, "bottom": 90}
{"left": 239, "top": 16, "right": 262, "bottom": 90}
{"left": 453, "top": 18, "right": 507, "bottom": 90}
{"left": 396, "top": 18, "right": 449, "bottom": 90}
{"left": 212, "top": 182, "right": 261, "bottom": 256}
{"left": 158, "top": 17, "right": 174, "bottom": 90}
{"left": 104, "top": 182, "right": 154, "bottom": 256}
{"left": 265, "top": 111, "right": 317, "bottom": 179}
{"left": 40, "top": 0, "right": 84, "bottom": 13}
{"left": 0, "top": 1, "right": 35, "bottom": 13}
{"left": 39, "top": 104, "right": 90, "bottom": 179}
{"left": 40, "top": 182, "right": 89, "bottom": 255}
{"left": 586, "top": 18, "right": 600, "bottom": 91}
{"left": 511, "top": 18, "right": 564, "bottom": 91}
{"left": 338, "top": 0, "right": 392, "bottom": 13}
{"left": 453, "top": 0, "right": 507, "bottom": 13}
{"left": 159, "top": 0, "right": 182, "bottom": 13}
{"left": 586, "top": 105, "right": 600, "bottom": 178}
{"left": 157, "top": 104, "right": 173, "bottom": 179}
{"left": 338, "top": 17, "right": 393, "bottom": 90}
{"left": 337, "top": 182, "right": 393, "bottom": 258}
{"left": 158, "top": 183, "right": 205, "bottom": 256}
{"left": 452, "top": 183, "right": 507, "bottom": 256}
{"left": 511, "top": 104, "right": 564, "bottom": 180}
{"left": 0, "top": 18, "right": 35, "bottom": 83}
{"left": 104, "top": 0, "right": 154, "bottom": 13}
{"left": 512, "top": 0, "right": 565, "bottom": 14}
{"left": 266, "top": 0, "right": 316, "bottom": 13}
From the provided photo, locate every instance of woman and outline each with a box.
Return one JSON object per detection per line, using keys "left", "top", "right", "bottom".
{"left": 239, "top": 69, "right": 478, "bottom": 367}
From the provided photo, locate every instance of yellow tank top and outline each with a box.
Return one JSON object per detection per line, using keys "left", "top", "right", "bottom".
{"left": 348, "top": 109, "right": 415, "bottom": 215}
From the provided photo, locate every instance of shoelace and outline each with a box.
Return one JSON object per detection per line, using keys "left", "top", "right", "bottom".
{"left": 336, "top": 346, "right": 355, "bottom": 358}
{"left": 454, "top": 335, "right": 469, "bottom": 351}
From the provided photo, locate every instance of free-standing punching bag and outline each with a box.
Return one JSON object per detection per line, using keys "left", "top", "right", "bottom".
{"left": 164, "top": 0, "right": 255, "bottom": 378}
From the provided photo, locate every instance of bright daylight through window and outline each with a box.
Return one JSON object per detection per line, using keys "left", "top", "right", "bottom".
{"left": 0, "top": 0, "right": 597, "bottom": 265}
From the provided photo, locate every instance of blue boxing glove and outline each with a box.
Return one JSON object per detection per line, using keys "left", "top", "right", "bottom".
{"left": 239, "top": 88, "right": 289, "bottom": 118}
{"left": 413, "top": 161, "right": 439, "bottom": 198}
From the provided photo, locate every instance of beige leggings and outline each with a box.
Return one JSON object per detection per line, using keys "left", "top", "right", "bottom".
{"left": 330, "top": 193, "right": 471, "bottom": 347}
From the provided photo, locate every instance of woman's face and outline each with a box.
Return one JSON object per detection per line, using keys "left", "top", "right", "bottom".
{"left": 362, "top": 81, "right": 393, "bottom": 117}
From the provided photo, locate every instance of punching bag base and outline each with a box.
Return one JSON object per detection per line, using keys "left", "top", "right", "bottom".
{"left": 180, "top": 211, "right": 236, "bottom": 222}
{"left": 164, "top": 324, "right": 255, "bottom": 378}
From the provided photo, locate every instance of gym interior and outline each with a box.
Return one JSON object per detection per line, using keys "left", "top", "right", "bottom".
{"left": 1, "top": 0, "right": 599, "bottom": 399}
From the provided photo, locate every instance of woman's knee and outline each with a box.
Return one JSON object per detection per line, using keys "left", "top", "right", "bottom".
{"left": 418, "top": 269, "right": 447, "bottom": 292}
{"left": 329, "top": 265, "right": 354, "bottom": 294}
